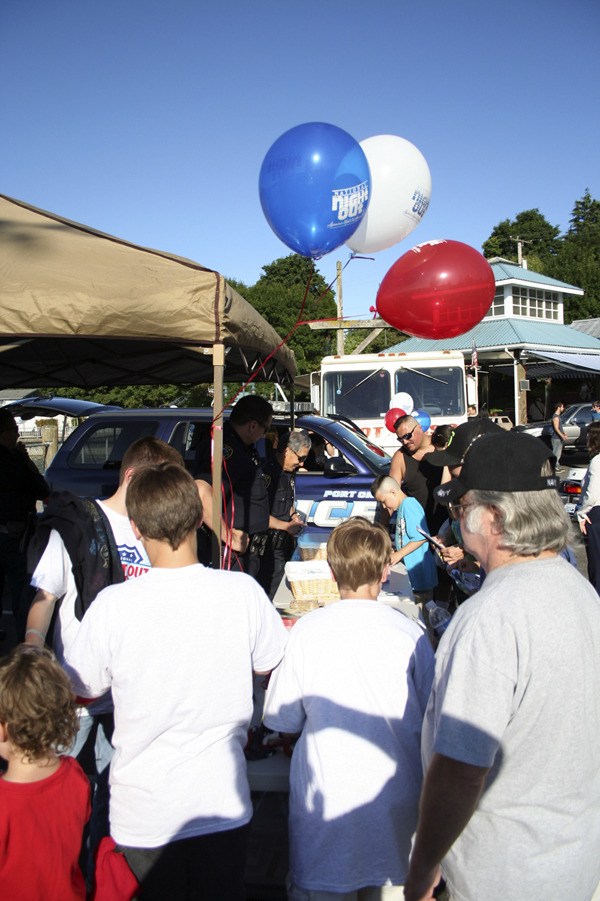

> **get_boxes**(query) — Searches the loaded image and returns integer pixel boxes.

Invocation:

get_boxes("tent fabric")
[0,195,296,387]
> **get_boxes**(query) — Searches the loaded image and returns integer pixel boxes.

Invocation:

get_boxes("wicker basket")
[299,543,328,561]
[289,578,340,604]
[285,560,340,608]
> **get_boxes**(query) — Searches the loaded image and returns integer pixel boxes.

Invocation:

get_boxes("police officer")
[0,408,49,640]
[260,430,311,599]
[195,395,273,577]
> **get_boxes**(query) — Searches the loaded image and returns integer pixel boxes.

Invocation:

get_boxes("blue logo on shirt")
[120,545,145,566]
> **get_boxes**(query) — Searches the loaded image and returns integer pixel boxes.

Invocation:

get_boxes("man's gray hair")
[281,429,311,454]
[465,487,570,556]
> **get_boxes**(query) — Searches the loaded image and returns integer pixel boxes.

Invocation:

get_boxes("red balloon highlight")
[385,407,406,432]
[376,240,495,339]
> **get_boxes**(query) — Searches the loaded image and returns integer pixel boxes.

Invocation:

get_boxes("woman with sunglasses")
[260,430,312,599]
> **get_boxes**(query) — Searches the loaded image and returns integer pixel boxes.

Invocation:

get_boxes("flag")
[471,342,478,370]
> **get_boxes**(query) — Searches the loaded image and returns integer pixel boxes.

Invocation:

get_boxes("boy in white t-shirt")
[264,517,435,901]
[24,436,184,876]
[65,462,287,900]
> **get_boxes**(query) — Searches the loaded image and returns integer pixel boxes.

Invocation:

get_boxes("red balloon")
[385,407,406,432]
[376,239,495,339]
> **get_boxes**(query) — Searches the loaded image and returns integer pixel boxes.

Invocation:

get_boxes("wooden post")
[211,343,225,569]
[336,261,344,355]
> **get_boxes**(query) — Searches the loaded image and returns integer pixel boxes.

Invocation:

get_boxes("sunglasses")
[397,427,417,443]
[293,451,308,463]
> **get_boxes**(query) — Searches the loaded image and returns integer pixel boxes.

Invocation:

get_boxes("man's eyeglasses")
[448,501,473,521]
[294,452,308,463]
[253,420,269,435]
[397,427,417,443]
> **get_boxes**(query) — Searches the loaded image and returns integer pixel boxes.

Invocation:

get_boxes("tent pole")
[211,343,225,569]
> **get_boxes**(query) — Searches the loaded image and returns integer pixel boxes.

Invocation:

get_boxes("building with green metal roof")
[384,259,600,424]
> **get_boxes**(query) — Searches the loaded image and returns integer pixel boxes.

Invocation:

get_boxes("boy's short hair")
[0,646,78,762]
[370,474,401,499]
[119,436,184,484]
[126,463,202,550]
[327,517,392,591]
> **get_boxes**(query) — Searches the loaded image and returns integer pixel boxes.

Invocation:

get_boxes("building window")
[484,287,506,318]
[512,286,559,320]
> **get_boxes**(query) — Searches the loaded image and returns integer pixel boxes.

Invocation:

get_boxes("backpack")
[22,492,125,638]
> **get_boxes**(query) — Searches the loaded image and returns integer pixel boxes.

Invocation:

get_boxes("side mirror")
[324,456,357,477]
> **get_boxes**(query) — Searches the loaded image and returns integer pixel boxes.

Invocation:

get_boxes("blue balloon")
[414,408,432,431]
[259,122,371,259]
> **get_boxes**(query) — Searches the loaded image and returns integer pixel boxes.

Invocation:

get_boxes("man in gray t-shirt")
[405,431,600,901]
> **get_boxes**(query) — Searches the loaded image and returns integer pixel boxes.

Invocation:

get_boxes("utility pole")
[509,235,534,267]
[336,260,344,355]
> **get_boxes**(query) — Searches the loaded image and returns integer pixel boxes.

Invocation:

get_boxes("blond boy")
[264,517,434,900]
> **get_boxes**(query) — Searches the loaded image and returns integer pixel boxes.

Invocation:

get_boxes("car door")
[293,417,390,538]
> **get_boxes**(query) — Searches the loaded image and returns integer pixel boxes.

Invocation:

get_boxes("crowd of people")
[1,396,600,900]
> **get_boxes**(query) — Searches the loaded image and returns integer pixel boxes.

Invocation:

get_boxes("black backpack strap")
[72,499,125,621]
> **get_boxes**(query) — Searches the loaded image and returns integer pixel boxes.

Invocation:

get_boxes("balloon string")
[208,255,358,566]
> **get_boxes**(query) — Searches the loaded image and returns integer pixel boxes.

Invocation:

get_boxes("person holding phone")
[372,475,438,603]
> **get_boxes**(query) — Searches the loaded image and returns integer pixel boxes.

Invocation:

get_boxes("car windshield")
[307,419,391,472]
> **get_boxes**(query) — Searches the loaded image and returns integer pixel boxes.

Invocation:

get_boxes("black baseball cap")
[434,431,559,506]
[428,418,503,468]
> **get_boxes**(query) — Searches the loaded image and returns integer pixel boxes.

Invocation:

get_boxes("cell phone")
[416,527,446,553]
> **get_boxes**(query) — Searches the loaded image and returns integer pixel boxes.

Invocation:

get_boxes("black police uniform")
[195,422,270,574]
[259,455,297,599]
[0,443,49,637]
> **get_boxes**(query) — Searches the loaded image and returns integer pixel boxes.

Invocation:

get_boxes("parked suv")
[514,403,593,452]
[29,405,390,538]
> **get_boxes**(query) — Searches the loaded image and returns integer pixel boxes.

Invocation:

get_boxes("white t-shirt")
[422,556,600,901]
[30,502,150,714]
[65,564,287,848]
[263,599,435,893]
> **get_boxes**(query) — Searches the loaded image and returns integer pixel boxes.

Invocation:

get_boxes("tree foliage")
[36,384,195,408]
[230,254,337,374]
[483,191,600,322]
[548,190,600,322]
[344,327,406,354]
[482,208,561,269]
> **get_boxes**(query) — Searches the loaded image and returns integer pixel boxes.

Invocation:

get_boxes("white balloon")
[346,135,431,254]
[391,392,414,414]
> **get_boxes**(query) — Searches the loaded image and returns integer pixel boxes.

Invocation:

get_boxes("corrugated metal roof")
[387,319,600,353]
[570,319,600,338]
[490,261,582,292]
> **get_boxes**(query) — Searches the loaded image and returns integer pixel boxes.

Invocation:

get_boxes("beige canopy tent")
[0,194,295,387]
[0,193,297,565]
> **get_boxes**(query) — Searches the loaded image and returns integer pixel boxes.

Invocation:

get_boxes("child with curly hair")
[0,645,91,900]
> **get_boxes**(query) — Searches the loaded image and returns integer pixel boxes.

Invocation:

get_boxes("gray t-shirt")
[422,555,600,901]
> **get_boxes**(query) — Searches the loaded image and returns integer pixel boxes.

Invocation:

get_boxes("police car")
[10,401,391,537]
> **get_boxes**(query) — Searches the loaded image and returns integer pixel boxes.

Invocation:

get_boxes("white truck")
[317,350,469,454]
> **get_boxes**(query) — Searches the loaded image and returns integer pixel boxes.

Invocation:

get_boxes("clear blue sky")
[2,0,599,319]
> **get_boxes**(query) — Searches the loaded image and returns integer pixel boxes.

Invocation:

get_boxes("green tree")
[344,327,406,354]
[549,190,600,321]
[482,209,561,269]
[37,384,192,407]
[230,254,337,374]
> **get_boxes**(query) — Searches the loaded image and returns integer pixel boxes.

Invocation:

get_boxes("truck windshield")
[322,365,465,419]
[394,366,465,418]
[322,369,392,419]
